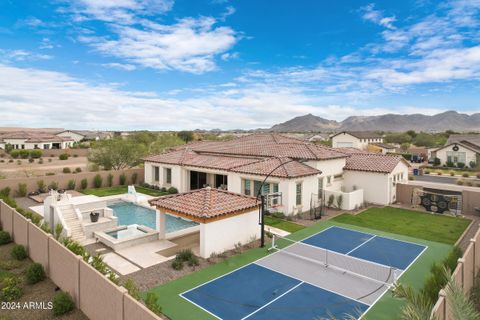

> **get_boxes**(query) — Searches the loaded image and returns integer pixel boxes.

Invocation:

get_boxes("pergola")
[149,187,260,258]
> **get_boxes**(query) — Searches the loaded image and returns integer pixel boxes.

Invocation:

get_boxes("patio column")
[157,209,166,239]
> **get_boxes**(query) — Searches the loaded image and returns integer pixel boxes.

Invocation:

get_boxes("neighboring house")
[0,131,74,150]
[56,130,111,142]
[331,131,383,150]
[433,141,480,168]
[143,134,409,215]
[368,143,397,154]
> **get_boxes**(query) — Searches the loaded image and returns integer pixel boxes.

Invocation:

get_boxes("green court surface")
[146,207,469,320]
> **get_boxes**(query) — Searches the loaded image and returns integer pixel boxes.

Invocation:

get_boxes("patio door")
[190,171,207,190]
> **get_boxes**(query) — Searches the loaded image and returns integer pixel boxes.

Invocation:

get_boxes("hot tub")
[94,224,159,251]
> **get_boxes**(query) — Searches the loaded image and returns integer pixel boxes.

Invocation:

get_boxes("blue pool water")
[108,201,198,233]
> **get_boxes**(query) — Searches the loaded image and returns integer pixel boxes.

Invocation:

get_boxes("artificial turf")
[146,207,471,320]
[81,185,168,197]
[264,216,305,233]
[333,206,471,245]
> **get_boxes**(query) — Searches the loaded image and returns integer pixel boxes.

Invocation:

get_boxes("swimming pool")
[108,201,198,233]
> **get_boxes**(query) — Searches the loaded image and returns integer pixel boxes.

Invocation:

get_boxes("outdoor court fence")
[431,225,480,320]
[0,200,161,320]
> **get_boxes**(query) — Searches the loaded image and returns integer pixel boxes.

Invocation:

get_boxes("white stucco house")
[149,188,260,258]
[0,131,74,150]
[55,130,111,142]
[433,141,479,168]
[143,134,409,215]
[331,131,384,150]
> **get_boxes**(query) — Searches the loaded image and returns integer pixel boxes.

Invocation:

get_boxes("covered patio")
[149,187,261,258]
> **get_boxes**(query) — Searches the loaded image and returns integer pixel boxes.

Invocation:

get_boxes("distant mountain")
[268,111,480,132]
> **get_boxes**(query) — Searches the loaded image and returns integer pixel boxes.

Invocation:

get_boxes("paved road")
[414,175,457,184]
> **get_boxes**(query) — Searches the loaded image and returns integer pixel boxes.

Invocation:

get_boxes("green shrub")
[80,178,88,190]
[119,173,126,185]
[457,162,465,169]
[271,212,285,219]
[11,245,27,260]
[0,260,21,270]
[93,174,102,188]
[26,263,46,285]
[0,187,11,197]
[0,231,12,245]
[457,180,464,185]
[462,172,470,177]
[187,255,199,267]
[167,186,178,194]
[48,181,58,190]
[433,157,441,166]
[123,278,140,300]
[336,194,343,208]
[443,246,463,272]
[29,149,42,159]
[1,276,23,301]
[131,172,138,184]
[38,158,43,164]
[59,153,69,160]
[28,158,34,163]
[171,258,184,270]
[471,273,480,311]
[67,180,76,190]
[75,167,82,173]
[450,171,455,176]
[54,223,63,240]
[19,150,29,159]
[16,183,27,197]
[37,180,46,193]
[52,291,75,316]
[9,150,20,158]
[46,172,55,176]
[63,167,71,174]
[477,173,480,179]
[107,173,113,187]
[145,292,162,315]
[16,159,21,165]
[327,194,335,207]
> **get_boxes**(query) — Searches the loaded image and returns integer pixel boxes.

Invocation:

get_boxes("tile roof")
[0,131,73,143]
[232,157,321,178]
[149,188,259,221]
[144,148,321,178]
[344,153,409,173]
[435,141,480,154]
[332,131,383,139]
[446,134,480,147]
[189,134,347,160]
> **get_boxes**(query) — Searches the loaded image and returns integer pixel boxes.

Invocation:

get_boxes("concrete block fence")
[431,227,480,319]
[0,200,161,320]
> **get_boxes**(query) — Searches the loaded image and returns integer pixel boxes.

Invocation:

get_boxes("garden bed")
[0,242,88,320]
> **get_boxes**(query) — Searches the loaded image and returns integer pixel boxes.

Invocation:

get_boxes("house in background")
[143,134,409,215]
[331,131,384,150]
[0,131,74,150]
[368,143,397,154]
[433,138,480,168]
[56,130,112,142]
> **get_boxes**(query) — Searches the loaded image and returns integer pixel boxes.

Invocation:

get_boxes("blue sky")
[0,0,479,130]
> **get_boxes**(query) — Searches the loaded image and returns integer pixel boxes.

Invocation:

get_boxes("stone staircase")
[59,204,86,243]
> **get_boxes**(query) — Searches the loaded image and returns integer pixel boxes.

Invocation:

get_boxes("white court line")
[346,235,376,255]
[359,244,429,319]
[180,293,222,320]
[241,282,304,320]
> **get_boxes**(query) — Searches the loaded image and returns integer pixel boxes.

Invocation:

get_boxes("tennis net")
[270,234,397,286]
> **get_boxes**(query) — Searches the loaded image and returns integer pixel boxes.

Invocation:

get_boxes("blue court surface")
[181,226,427,320]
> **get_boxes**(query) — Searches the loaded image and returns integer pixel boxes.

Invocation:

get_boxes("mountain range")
[268,111,480,132]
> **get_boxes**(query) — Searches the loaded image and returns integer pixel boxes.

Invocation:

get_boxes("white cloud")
[101,62,137,71]
[80,17,238,73]
[361,3,396,29]
[69,0,174,24]
[0,64,450,130]
[0,49,53,62]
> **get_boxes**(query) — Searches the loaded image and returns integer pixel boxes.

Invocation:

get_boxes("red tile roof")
[344,153,409,173]
[149,188,259,221]
[232,157,320,178]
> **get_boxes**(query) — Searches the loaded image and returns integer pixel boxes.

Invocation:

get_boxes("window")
[446,151,466,164]
[333,174,343,180]
[326,176,332,185]
[296,182,302,205]
[43,144,49,149]
[164,168,172,184]
[242,179,251,196]
[154,167,159,182]
[34,144,38,149]
[318,178,323,199]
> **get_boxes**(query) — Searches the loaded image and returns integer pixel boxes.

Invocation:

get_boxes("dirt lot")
[0,156,89,179]
[0,242,88,320]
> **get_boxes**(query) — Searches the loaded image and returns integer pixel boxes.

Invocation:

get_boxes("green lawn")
[81,185,168,197]
[264,216,305,233]
[333,206,471,245]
